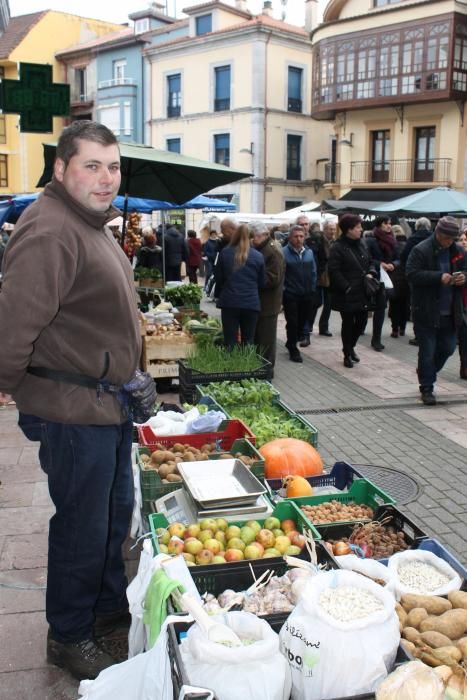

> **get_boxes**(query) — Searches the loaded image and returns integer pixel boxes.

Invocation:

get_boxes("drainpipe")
[263,30,272,213]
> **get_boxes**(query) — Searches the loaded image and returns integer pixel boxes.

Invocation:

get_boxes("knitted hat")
[435,216,460,238]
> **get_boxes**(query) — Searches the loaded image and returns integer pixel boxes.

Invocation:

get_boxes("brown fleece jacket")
[0,179,141,424]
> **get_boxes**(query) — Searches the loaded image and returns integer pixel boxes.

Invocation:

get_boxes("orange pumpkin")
[259,438,324,479]
[283,475,314,498]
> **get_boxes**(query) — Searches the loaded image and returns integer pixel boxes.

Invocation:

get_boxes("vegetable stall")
[82,292,467,700]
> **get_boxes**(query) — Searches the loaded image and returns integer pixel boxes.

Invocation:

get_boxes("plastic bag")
[336,554,396,594]
[130,443,144,539]
[279,570,400,700]
[186,410,226,434]
[387,550,462,598]
[180,611,291,700]
[380,267,394,290]
[376,660,444,700]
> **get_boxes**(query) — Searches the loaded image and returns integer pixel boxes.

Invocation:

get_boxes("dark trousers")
[283,296,314,348]
[389,296,409,332]
[459,320,467,369]
[165,264,181,282]
[306,287,330,335]
[371,289,387,341]
[340,310,368,356]
[221,307,259,348]
[187,265,198,284]
[415,316,457,392]
[254,314,279,367]
[18,413,134,644]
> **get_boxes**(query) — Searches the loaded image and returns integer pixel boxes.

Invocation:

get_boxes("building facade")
[0,11,122,194]
[312,0,467,200]
[145,0,333,213]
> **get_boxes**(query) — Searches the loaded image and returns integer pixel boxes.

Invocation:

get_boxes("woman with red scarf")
[365,216,400,351]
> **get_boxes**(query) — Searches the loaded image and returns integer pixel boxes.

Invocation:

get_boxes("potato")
[419,650,443,667]
[456,636,467,658]
[172,443,185,453]
[184,451,195,462]
[400,639,417,656]
[432,646,462,663]
[420,609,467,640]
[448,591,467,611]
[406,607,429,630]
[401,594,452,615]
[420,631,453,648]
[402,626,420,643]
[139,453,150,463]
[158,463,177,479]
[166,473,182,482]
[395,603,408,630]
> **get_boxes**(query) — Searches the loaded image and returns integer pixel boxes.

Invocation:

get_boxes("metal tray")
[177,458,266,508]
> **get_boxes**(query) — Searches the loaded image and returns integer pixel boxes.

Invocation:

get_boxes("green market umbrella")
[370,187,467,217]
[37,141,251,203]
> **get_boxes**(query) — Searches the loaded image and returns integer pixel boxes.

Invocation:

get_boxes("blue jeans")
[414,316,457,392]
[18,413,134,643]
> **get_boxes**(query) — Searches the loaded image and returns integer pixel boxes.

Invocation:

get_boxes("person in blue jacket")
[215,224,265,348]
[282,225,317,363]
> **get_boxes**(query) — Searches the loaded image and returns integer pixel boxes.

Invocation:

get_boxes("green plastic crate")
[196,380,280,405]
[149,500,321,556]
[291,478,396,527]
[207,438,265,479]
[137,447,181,503]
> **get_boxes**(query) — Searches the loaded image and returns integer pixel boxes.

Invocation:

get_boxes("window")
[214,133,230,166]
[113,60,126,82]
[286,135,302,180]
[135,18,149,33]
[75,68,87,101]
[288,67,303,112]
[167,74,181,118]
[214,66,230,111]
[284,200,303,210]
[0,154,8,187]
[414,126,435,182]
[166,138,181,153]
[99,105,120,134]
[196,13,212,35]
[336,44,354,100]
[0,115,5,144]
[356,39,376,99]
[371,130,390,182]
[123,104,131,136]
[374,0,403,5]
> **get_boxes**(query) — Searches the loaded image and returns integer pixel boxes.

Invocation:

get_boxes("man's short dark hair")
[56,121,118,167]
[290,225,305,235]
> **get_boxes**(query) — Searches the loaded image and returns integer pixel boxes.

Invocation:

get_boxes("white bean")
[397,561,450,593]
[319,585,383,621]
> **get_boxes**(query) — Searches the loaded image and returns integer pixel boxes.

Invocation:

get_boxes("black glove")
[123,370,157,424]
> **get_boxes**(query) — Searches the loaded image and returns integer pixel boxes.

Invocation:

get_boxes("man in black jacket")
[406,216,467,405]
[401,217,432,346]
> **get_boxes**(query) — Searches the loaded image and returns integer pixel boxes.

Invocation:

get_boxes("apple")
[264,517,281,531]
[182,552,195,563]
[225,525,241,541]
[184,537,203,556]
[186,560,196,567]
[250,541,264,556]
[195,549,213,565]
[199,529,214,543]
[156,528,170,546]
[274,535,292,554]
[224,548,244,562]
[184,523,200,539]
[245,520,261,535]
[199,518,218,532]
[168,522,186,539]
[244,544,263,560]
[168,537,184,555]
[289,532,306,549]
[203,538,222,555]
[281,519,297,534]
[227,537,245,551]
[240,526,256,545]
[256,529,275,549]
[285,545,302,556]
[212,555,227,564]
[215,518,228,532]
[159,544,168,553]
[263,548,281,558]
[215,530,226,545]
[273,529,284,538]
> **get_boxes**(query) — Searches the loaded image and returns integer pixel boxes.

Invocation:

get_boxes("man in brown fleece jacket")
[0,122,142,680]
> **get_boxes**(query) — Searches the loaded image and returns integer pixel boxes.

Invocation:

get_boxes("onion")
[333,541,352,556]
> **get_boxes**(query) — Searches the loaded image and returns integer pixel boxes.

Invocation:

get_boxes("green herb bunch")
[165,283,203,306]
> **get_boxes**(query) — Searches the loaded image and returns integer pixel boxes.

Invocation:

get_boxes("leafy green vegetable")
[185,344,263,374]
[201,379,278,407]
[134,267,161,280]
[165,284,202,307]
[227,404,311,446]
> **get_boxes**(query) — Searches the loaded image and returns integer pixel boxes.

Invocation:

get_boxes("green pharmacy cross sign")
[0,62,70,133]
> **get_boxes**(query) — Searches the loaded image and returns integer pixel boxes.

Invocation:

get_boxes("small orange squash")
[259,438,324,479]
[283,475,313,498]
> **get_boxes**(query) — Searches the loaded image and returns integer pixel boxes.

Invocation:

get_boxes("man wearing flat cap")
[406,216,467,405]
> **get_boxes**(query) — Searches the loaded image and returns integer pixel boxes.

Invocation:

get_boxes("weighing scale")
[154,488,274,524]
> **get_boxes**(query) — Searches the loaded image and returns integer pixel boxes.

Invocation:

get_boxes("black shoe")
[94,609,131,638]
[350,350,360,362]
[371,340,385,351]
[319,330,332,337]
[421,390,436,406]
[289,348,303,363]
[47,634,116,681]
[409,337,419,346]
[299,335,310,347]
[399,328,406,337]
[343,356,354,368]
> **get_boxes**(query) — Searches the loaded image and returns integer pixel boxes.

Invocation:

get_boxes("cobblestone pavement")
[0,306,466,698]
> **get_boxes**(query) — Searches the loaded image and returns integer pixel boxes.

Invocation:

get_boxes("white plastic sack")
[380,267,394,290]
[279,570,400,700]
[180,611,291,700]
[130,443,144,539]
[336,554,396,594]
[387,550,462,598]
[375,659,444,700]
[186,410,226,434]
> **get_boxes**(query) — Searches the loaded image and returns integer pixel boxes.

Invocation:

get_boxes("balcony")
[287,97,302,113]
[98,77,136,88]
[350,159,451,185]
[324,161,341,185]
[167,105,181,118]
[214,98,230,112]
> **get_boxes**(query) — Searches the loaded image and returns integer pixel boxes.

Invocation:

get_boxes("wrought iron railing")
[350,158,451,184]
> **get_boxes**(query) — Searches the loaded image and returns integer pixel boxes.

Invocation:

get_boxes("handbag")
[347,246,380,300]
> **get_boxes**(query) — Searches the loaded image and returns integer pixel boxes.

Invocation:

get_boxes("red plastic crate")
[137,418,256,450]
